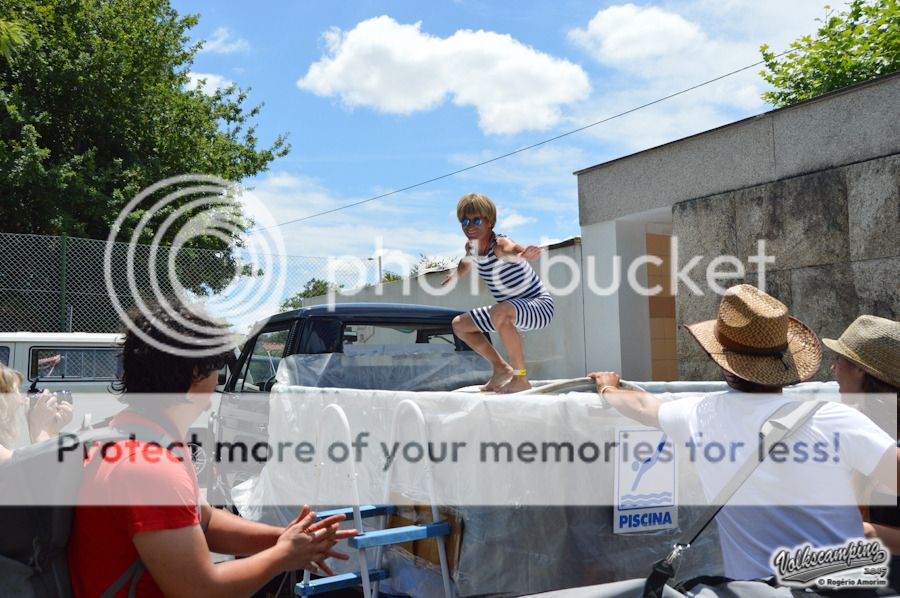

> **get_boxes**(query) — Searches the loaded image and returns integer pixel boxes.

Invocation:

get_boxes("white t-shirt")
[658,390,894,580]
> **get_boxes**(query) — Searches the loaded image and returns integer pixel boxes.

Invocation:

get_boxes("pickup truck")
[207,302,491,505]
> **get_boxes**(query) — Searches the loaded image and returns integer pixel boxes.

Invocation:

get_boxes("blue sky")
[172,0,844,271]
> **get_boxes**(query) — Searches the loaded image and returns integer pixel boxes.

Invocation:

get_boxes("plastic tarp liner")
[276,344,493,392]
[233,380,842,597]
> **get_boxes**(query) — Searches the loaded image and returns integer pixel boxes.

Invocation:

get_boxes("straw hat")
[823,315,900,388]
[684,284,822,387]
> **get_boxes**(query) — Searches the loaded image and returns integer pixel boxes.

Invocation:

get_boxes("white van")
[0,332,223,476]
[0,332,123,432]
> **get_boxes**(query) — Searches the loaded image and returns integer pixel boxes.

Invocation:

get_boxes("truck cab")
[209,303,490,504]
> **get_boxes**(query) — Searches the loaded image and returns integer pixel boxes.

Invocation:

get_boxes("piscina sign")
[614,428,677,534]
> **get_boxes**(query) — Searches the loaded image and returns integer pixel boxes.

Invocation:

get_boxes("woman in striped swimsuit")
[442,193,554,393]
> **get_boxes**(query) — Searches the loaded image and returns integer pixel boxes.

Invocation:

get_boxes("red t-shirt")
[68,412,200,598]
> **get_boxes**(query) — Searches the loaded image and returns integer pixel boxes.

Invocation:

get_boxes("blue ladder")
[295,505,452,596]
[297,401,453,598]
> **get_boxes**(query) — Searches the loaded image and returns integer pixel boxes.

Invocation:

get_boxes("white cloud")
[187,72,233,95]
[201,27,250,54]
[569,4,705,67]
[239,172,464,261]
[298,16,590,135]
[569,4,758,87]
[565,1,846,153]
[497,208,536,230]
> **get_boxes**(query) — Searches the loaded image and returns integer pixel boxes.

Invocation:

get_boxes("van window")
[238,327,290,392]
[29,347,122,381]
[342,324,456,348]
[304,319,343,354]
[0,346,9,366]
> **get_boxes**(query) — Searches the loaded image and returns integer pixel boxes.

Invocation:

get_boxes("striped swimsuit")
[469,234,555,334]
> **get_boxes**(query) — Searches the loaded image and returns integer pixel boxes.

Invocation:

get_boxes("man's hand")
[588,371,620,391]
[587,371,662,429]
[275,507,357,575]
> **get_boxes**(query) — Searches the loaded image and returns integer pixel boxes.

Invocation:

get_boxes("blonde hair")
[456,193,496,226]
[0,365,23,449]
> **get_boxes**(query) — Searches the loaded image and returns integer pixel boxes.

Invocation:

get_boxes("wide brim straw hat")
[823,315,900,388]
[684,284,822,387]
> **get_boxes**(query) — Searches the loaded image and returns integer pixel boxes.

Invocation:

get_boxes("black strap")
[99,559,145,598]
[642,400,824,598]
[645,557,678,598]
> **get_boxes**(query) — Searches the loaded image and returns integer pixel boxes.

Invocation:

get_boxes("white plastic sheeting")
[233,376,842,597]
[276,344,492,392]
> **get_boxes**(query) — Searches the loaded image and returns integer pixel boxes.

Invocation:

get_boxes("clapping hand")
[28,390,74,437]
[277,505,358,575]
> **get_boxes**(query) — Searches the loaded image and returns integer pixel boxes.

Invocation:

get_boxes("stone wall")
[673,153,900,381]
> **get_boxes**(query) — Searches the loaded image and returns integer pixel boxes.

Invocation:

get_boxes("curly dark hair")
[114,302,234,405]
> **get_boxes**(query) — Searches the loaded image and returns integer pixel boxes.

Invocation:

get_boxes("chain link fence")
[0,233,377,333]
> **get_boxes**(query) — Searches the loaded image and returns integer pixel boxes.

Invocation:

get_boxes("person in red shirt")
[68,303,357,598]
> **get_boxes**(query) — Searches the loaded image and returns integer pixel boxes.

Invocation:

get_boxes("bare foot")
[481,366,514,392]
[497,376,531,394]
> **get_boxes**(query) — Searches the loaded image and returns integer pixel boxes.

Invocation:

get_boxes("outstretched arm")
[203,504,357,564]
[588,371,663,429]
[442,244,474,286]
[134,507,356,598]
[494,237,541,261]
[202,502,283,556]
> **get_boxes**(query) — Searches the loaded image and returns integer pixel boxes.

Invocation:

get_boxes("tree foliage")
[760,0,900,107]
[0,19,27,61]
[0,0,289,264]
[280,278,340,311]
[381,270,402,282]
[409,254,452,277]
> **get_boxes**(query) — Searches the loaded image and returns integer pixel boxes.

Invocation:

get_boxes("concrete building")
[317,72,898,383]
[576,72,900,381]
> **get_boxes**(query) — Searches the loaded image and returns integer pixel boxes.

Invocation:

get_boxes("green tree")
[0,19,27,61]
[0,0,289,291]
[382,270,402,282]
[409,254,452,277]
[760,0,900,107]
[280,278,340,311]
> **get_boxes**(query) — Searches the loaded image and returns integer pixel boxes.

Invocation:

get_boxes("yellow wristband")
[511,369,527,377]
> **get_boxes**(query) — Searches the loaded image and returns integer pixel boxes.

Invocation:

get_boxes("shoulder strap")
[98,559,145,598]
[643,400,825,598]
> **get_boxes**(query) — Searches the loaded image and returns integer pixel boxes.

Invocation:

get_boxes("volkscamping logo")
[771,539,889,589]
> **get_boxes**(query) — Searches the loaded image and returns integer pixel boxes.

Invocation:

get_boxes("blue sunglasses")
[460,216,484,227]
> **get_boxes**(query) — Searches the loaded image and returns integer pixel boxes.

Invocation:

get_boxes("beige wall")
[646,233,677,381]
